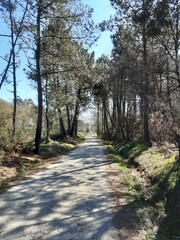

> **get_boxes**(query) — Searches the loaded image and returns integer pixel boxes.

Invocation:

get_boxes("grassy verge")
[0,133,85,191]
[105,140,180,239]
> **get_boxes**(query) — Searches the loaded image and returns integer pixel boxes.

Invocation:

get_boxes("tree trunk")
[66,104,71,135]
[112,76,118,136]
[97,102,100,136]
[45,76,50,143]
[65,84,71,135]
[143,94,151,147]
[34,0,43,154]
[9,0,17,139]
[58,108,66,140]
[75,116,78,137]
[70,89,81,137]
[166,59,172,110]
[142,0,151,147]
[174,0,180,88]
[117,74,125,141]
[102,97,109,139]
[70,102,79,137]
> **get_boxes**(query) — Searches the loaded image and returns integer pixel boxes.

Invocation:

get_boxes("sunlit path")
[0,136,119,240]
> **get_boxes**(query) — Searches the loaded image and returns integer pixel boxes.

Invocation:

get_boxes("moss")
[106,145,117,155]
[166,154,176,164]
[104,140,113,146]
[0,179,9,186]
[123,174,142,191]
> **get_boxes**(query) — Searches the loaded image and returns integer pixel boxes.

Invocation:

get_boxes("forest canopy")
[0,0,179,160]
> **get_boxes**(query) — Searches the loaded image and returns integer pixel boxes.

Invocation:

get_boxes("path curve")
[0,136,119,240]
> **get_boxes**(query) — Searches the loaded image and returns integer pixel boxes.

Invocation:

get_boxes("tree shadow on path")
[0,136,141,240]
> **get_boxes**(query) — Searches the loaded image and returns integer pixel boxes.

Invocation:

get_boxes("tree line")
[94,0,180,161]
[0,0,96,154]
[0,0,179,160]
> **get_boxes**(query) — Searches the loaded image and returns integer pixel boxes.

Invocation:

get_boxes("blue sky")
[0,0,115,102]
[82,0,115,58]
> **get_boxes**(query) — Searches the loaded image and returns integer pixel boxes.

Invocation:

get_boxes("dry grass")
[0,137,84,190]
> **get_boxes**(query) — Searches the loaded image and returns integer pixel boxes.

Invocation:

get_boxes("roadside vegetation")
[105,140,179,239]
[0,0,180,237]
[94,1,180,238]
[0,131,85,191]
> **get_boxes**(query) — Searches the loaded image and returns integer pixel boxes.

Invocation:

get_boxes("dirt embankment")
[0,140,79,190]
[105,142,180,239]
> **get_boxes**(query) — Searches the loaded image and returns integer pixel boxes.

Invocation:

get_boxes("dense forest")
[0,0,97,153]
[0,0,180,238]
[97,0,180,154]
[0,0,179,157]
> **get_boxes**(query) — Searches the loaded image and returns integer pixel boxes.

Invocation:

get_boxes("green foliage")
[123,173,142,191]
[105,139,180,238]
[45,132,85,146]
[106,144,117,155]
[16,99,36,141]
[118,141,145,158]
[0,100,13,150]
[0,99,37,151]
[76,132,86,142]
[50,133,61,141]
[0,179,9,186]
[105,139,145,160]
[106,143,126,168]
[40,142,73,159]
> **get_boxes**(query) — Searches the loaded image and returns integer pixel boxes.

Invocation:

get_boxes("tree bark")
[65,84,71,135]
[34,0,43,154]
[9,0,17,139]
[117,74,125,141]
[58,108,66,140]
[45,75,50,143]
[142,0,151,147]
[70,88,81,137]
[70,102,79,137]
[97,102,100,136]
[102,97,109,139]
[66,104,71,135]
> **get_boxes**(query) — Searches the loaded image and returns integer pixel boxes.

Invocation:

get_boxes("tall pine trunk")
[34,0,43,154]
[70,101,79,137]
[45,76,50,143]
[70,88,81,137]
[58,108,66,140]
[65,84,71,135]
[142,0,151,147]
[102,97,109,139]
[97,102,100,136]
[66,104,71,135]
[9,0,17,139]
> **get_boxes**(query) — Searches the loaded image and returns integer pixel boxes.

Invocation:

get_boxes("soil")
[105,156,149,239]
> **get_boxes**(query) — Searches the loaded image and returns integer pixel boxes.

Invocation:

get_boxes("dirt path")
[0,136,120,240]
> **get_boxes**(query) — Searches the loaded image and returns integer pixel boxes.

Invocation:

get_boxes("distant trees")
[25,0,95,154]
[0,100,12,150]
[0,99,36,151]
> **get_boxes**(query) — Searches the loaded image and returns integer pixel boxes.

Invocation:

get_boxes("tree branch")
[0,1,29,89]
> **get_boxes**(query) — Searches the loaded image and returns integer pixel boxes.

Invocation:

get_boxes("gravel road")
[0,136,120,240]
